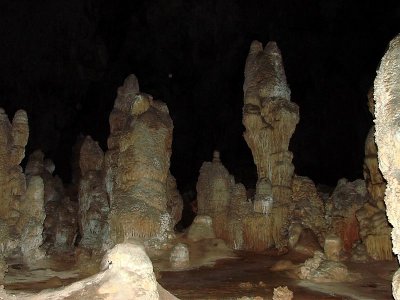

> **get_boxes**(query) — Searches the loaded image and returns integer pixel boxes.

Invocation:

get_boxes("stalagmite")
[26,150,78,251]
[325,179,367,252]
[374,34,400,299]
[78,136,110,250]
[291,176,326,244]
[242,41,299,248]
[105,74,175,244]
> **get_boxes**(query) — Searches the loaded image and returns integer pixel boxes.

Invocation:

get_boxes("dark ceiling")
[0,0,399,191]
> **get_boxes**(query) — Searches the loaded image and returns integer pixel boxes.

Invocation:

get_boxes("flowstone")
[242,41,299,249]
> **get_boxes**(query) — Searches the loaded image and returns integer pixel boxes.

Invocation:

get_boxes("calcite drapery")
[78,136,110,250]
[106,74,174,244]
[374,34,400,299]
[242,41,299,248]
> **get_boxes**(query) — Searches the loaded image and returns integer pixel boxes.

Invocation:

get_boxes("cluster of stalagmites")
[0,37,399,299]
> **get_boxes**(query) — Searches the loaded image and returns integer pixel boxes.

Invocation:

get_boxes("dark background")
[0,0,399,193]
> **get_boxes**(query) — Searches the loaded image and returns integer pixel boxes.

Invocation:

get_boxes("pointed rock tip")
[249,40,263,53]
[123,74,140,93]
[264,41,282,56]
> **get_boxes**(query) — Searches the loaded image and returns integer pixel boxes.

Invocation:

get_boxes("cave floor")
[158,251,396,300]
[2,250,396,300]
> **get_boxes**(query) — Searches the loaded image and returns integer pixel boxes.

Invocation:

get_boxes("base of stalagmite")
[3,242,178,300]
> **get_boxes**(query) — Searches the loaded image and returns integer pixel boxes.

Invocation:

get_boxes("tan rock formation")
[374,34,400,299]
[166,172,183,227]
[299,251,356,283]
[325,179,368,252]
[0,109,29,240]
[324,234,342,262]
[26,150,78,251]
[356,203,393,260]
[291,176,326,244]
[18,175,46,262]
[105,74,175,244]
[0,109,47,262]
[273,286,293,300]
[364,88,386,205]
[170,243,189,269]
[78,136,110,250]
[186,215,216,242]
[196,150,291,251]
[7,242,178,300]
[242,41,299,248]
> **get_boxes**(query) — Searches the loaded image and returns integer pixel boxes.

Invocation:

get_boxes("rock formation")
[356,202,393,260]
[242,41,299,248]
[25,150,78,252]
[78,136,110,250]
[196,150,293,251]
[5,242,178,300]
[105,74,175,244]
[291,176,326,245]
[325,179,368,252]
[374,34,400,299]
[273,286,293,300]
[363,88,386,206]
[0,109,29,256]
[166,172,183,227]
[170,243,189,269]
[299,251,356,283]
[0,109,48,263]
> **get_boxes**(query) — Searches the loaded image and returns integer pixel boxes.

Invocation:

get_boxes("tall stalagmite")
[106,74,174,244]
[374,34,400,299]
[242,41,299,248]
[78,136,110,250]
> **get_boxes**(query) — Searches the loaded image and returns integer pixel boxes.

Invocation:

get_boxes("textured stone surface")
[105,75,175,244]
[0,110,48,262]
[291,176,326,244]
[364,88,386,205]
[374,34,400,299]
[324,234,342,262]
[242,41,299,248]
[170,243,189,269]
[186,215,216,242]
[7,242,177,299]
[325,179,368,252]
[356,203,392,260]
[166,172,183,227]
[26,150,78,252]
[78,136,110,250]
[299,251,354,283]
[0,109,29,256]
[273,286,293,300]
